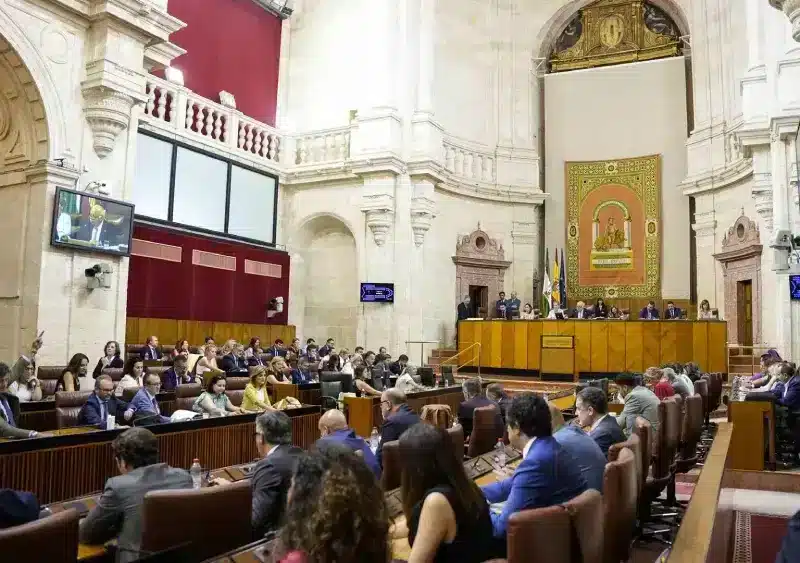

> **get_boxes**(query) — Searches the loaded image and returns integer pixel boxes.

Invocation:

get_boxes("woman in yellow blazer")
[242,366,274,412]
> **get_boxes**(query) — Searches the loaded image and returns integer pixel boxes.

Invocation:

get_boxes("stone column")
[691,207,718,312]
[360,173,398,351]
[510,207,541,306]
[409,176,437,351]
[409,0,444,164]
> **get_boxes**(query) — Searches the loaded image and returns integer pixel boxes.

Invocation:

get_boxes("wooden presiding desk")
[458,319,728,380]
[0,405,321,506]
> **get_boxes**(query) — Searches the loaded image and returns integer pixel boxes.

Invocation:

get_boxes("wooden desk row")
[1,405,321,505]
[458,319,728,377]
[17,384,322,433]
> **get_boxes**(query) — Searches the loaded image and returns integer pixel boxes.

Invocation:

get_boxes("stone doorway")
[452,226,511,319]
[713,215,762,345]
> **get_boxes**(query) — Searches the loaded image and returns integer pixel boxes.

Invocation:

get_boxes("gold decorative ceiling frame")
[549,0,681,72]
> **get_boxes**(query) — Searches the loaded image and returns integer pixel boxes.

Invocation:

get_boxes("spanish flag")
[552,248,561,307]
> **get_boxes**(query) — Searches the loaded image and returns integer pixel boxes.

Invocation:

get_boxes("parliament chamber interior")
[2,0,800,562]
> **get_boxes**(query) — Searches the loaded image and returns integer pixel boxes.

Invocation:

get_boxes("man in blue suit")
[376,388,420,468]
[638,301,660,320]
[124,373,170,424]
[316,409,380,477]
[78,375,128,428]
[549,402,606,492]
[481,392,587,539]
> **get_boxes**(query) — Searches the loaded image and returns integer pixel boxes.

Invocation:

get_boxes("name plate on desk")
[541,336,574,349]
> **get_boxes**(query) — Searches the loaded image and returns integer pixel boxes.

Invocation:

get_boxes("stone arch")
[534,0,691,62]
[0,8,65,160]
[0,25,65,362]
[289,213,360,349]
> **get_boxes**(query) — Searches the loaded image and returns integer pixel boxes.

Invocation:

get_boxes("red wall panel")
[127,224,289,324]
[168,0,281,126]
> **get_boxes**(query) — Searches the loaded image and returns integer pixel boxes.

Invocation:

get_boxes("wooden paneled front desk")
[458,319,728,380]
[0,406,321,505]
[344,386,465,438]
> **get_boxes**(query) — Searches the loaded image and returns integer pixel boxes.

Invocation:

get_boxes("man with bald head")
[548,401,606,492]
[316,409,380,476]
[376,388,420,468]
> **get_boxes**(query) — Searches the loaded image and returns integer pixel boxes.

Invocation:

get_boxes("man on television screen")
[76,203,118,247]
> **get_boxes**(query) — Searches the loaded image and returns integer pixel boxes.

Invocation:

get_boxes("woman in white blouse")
[698,299,714,319]
[9,358,42,402]
[520,303,536,320]
[196,344,221,379]
[116,357,145,397]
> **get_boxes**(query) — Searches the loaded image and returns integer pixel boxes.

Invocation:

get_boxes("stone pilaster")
[691,208,719,313]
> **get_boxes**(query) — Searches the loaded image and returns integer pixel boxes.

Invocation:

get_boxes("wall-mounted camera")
[85,263,113,290]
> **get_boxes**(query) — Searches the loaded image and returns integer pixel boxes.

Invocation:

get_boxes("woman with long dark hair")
[57,353,89,392]
[393,423,497,562]
[272,447,389,563]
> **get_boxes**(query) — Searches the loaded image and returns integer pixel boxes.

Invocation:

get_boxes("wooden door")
[737,280,753,346]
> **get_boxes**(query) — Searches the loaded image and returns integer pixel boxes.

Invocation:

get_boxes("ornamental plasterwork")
[83,87,137,158]
[549,0,682,72]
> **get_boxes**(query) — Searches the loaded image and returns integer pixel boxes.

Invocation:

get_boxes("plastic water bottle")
[190,458,202,489]
[369,427,380,452]
[493,439,506,468]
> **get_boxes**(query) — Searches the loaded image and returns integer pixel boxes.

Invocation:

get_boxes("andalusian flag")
[559,249,567,309]
[541,248,552,315]
[552,248,561,307]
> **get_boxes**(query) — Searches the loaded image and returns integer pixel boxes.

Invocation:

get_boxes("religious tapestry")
[565,155,661,299]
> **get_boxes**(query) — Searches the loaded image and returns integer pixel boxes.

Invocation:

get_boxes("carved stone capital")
[770,0,800,42]
[751,185,774,231]
[83,87,136,158]
[691,220,717,239]
[361,193,394,246]
[410,196,436,247]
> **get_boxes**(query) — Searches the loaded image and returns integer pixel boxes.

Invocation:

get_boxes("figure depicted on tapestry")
[565,155,661,300]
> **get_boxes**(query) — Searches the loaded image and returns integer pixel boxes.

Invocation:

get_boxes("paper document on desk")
[170,409,198,422]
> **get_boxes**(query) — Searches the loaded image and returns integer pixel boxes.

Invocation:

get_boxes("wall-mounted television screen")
[50,187,135,257]
[791,275,800,300]
[360,282,394,303]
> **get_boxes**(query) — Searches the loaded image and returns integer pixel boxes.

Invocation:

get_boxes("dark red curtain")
[167,0,282,126]
[127,224,290,324]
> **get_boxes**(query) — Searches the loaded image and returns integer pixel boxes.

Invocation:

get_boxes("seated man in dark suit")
[376,388,420,468]
[664,300,682,319]
[459,377,502,439]
[160,355,196,391]
[571,301,592,320]
[0,489,39,529]
[80,428,192,563]
[575,386,627,455]
[316,409,380,477]
[75,204,119,247]
[486,383,512,423]
[78,375,128,428]
[139,335,162,361]
[212,410,302,536]
[0,364,42,439]
[481,393,587,540]
[638,301,660,320]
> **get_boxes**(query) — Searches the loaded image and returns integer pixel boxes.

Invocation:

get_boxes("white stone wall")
[0,0,184,368]
[544,57,691,299]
